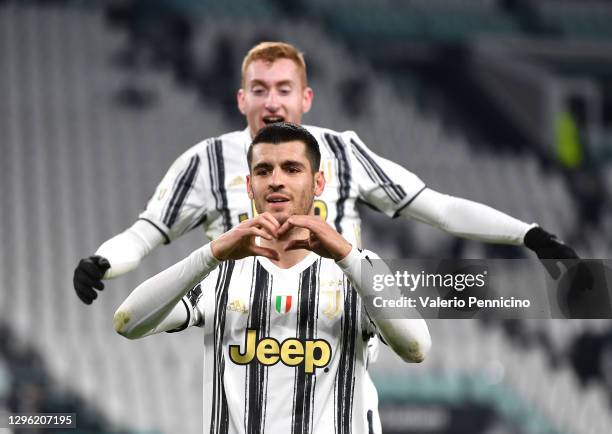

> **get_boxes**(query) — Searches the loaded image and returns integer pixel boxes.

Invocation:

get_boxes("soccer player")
[75,40,579,433]
[74,41,579,304]
[113,123,432,434]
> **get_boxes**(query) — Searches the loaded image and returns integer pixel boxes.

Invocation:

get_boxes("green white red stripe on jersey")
[275,295,292,314]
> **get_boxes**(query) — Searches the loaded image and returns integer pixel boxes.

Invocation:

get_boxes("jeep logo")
[229,329,331,374]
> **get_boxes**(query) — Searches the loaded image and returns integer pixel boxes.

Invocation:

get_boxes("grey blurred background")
[2,0,612,433]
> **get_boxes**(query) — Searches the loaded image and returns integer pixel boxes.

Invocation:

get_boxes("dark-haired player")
[114,123,431,434]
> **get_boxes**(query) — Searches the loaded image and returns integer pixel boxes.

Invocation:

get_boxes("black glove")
[524,226,578,260]
[74,255,111,304]
[524,226,593,292]
[524,226,578,279]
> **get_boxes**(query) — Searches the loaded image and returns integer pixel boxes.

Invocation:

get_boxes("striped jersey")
[139,125,426,247]
[177,251,379,434]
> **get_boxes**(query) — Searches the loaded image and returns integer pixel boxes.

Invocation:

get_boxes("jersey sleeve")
[360,303,378,338]
[165,282,205,332]
[345,131,427,218]
[139,142,211,243]
[337,247,431,362]
[165,264,220,333]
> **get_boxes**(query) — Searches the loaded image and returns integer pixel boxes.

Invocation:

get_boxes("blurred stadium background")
[2,0,612,433]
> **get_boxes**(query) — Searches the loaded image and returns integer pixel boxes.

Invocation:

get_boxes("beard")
[253,193,315,226]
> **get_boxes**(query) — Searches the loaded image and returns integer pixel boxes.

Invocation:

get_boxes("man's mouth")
[266,194,290,204]
[262,116,285,125]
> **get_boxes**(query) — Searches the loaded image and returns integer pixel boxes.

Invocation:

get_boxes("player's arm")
[402,188,534,244]
[114,213,280,339]
[346,132,579,257]
[113,242,219,339]
[281,216,431,363]
[337,248,431,363]
[97,220,167,278]
[73,220,166,304]
[74,144,210,304]
[403,188,581,261]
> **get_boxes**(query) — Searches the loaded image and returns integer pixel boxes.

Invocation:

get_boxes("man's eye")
[279,87,291,95]
[255,169,269,176]
[252,88,266,96]
[288,166,300,173]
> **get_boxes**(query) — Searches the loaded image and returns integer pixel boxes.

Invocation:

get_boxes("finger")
[92,280,105,291]
[80,261,105,279]
[74,272,100,290]
[256,220,279,238]
[84,290,97,303]
[277,219,294,237]
[259,212,280,230]
[254,211,278,227]
[286,215,320,233]
[75,279,102,296]
[74,281,92,295]
[75,286,96,304]
[285,239,311,251]
[76,292,92,304]
[250,245,280,260]
[250,215,279,238]
[246,227,274,241]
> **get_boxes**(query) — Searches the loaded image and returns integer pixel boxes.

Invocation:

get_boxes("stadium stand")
[536,1,612,41]
[1,1,612,433]
[0,323,128,434]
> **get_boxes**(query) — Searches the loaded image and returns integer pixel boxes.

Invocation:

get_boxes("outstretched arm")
[400,188,534,245]
[74,220,165,304]
[348,132,581,280]
[97,220,166,278]
[345,131,560,249]
[74,143,211,304]
[403,188,582,270]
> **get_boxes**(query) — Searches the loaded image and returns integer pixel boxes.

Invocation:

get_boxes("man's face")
[247,140,324,226]
[238,59,314,138]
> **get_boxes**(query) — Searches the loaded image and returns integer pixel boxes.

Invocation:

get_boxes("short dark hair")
[248,122,321,173]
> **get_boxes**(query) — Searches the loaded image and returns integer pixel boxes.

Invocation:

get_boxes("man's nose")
[265,90,280,111]
[269,169,284,189]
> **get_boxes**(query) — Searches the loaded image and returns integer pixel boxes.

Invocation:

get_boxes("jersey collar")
[256,251,319,275]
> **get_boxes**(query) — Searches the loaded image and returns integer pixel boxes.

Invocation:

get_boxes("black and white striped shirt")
[180,252,378,434]
[139,126,426,247]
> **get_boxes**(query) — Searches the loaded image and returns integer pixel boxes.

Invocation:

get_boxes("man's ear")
[302,86,313,114]
[246,174,254,199]
[314,171,325,196]
[237,88,246,114]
